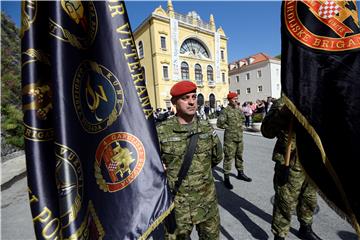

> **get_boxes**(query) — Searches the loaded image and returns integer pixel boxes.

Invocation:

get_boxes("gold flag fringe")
[296,148,353,226]
[139,202,175,240]
[283,94,360,237]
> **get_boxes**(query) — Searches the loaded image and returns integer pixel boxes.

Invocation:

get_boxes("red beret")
[170,81,197,97]
[227,91,238,100]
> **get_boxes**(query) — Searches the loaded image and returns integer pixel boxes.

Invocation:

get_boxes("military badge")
[55,143,84,228]
[95,132,145,192]
[23,82,52,121]
[49,1,98,49]
[22,81,54,141]
[73,60,124,133]
[284,0,360,51]
[22,47,54,141]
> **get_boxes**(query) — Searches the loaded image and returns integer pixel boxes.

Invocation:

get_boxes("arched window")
[195,64,202,82]
[209,93,216,108]
[181,62,189,80]
[180,38,210,58]
[138,41,144,58]
[207,65,213,82]
[197,93,204,107]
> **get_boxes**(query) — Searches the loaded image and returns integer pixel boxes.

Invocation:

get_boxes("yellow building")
[133,0,229,110]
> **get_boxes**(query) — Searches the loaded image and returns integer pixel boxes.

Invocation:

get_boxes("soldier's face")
[229,97,238,106]
[175,92,197,116]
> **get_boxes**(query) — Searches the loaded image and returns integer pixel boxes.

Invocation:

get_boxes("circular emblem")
[49,1,98,49]
[22,81,55,141]
[73,60,124,133]
[55,143,84,228]
[20,1,37,37]
[284,1,360,51]
[95,132,146,192]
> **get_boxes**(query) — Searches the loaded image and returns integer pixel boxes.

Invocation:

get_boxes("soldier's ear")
[171,97,177,105]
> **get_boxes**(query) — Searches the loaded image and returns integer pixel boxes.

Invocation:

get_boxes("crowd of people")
[153,108,175,123]
[153,96,276,128]
[241,98,274,127]
[156,80,322,240]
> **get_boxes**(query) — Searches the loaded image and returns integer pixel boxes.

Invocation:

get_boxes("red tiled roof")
[230,52,279,66]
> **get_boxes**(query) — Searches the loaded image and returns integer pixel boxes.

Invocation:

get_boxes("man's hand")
[278,105,293,130]
[278,165,290,186]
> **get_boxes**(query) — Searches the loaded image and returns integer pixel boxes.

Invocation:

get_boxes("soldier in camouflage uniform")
[157,81,223,240]
[217,92,252,189]
[261,98,322,240]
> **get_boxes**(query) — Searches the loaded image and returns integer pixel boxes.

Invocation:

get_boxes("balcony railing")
[208,81,216,87]
[196,80,204,87]
[174,12,212,31]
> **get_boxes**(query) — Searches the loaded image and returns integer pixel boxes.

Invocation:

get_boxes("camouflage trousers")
[165,214,220,240]
[223,140,244,174]
[271,162,317,238]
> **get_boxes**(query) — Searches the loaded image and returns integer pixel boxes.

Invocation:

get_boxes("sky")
[2,1,282,62]
[125,1,282,62]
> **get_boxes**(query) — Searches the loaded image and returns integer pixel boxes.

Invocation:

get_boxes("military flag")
[21,1,173,239]
[281,0,360,235]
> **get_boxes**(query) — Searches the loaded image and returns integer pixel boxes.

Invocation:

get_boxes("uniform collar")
[171,116,202,135]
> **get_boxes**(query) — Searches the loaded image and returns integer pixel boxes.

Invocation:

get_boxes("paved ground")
[1,130,358,240]
[193,130,357,239]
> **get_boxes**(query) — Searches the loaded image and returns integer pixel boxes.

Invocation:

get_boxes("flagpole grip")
[284,116,294,167]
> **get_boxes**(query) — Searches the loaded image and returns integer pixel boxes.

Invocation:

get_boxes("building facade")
[228,53,281,104]
[133,0,229,110]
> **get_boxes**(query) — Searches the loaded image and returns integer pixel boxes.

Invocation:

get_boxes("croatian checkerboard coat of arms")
[95,132,145,192]
[281,0,360,234]
[284,0,360,51]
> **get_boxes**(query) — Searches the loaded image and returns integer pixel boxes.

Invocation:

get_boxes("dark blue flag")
[21,1,173,239]
[281,0,360,236]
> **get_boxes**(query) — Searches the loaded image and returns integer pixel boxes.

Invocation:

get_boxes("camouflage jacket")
[217,105,245,142]
[156,116,223,222]
[261,98,301,170]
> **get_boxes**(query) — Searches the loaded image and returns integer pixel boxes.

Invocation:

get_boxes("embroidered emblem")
[95,132,145,192]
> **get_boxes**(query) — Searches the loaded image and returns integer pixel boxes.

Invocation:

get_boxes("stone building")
[133,0,229,110]
[228,53,281,104]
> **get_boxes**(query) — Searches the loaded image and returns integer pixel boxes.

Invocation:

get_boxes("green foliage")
[1,12,23,149]
[252,113,263,123]
[1,105,24,148]
[274,54,281,60]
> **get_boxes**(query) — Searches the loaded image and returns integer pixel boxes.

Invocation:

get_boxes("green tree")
[1,12,23,150]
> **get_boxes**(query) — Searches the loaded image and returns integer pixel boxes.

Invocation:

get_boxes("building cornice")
[133,13,228,40]
[180,55,214,64]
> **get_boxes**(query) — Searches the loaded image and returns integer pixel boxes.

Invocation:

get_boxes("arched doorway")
[209,93,216,108]
[197,93,204,107]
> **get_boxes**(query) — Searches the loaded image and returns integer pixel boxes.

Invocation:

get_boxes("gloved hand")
[280,105,292,118]
[278,165,290,186]
[278,106,293,130]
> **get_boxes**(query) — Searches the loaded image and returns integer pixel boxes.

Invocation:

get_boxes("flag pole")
[284,116,294,167]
